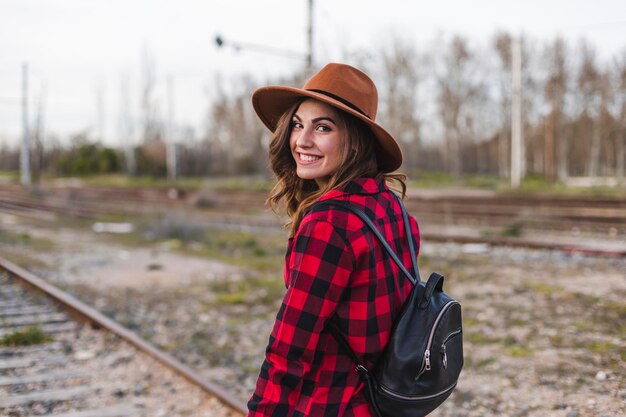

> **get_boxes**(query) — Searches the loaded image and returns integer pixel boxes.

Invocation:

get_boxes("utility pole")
[96,78,106,142]
[215,0,314,71]
[166,75,177,185]
[33,81,47,184]
[21,62,31,187]
[511,38,523,188]
[307,0,314,73]
[119,73,136,176]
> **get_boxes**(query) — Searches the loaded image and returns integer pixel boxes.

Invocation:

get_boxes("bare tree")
[204,74,273,176]
[616,51,626,183]
[377,37,423,173]
[31,82,47,184]
[519,37,542,176]
[140,45,162,143]
[493,32,513,178]
[436,35,483,176]
[576,41,603,177]
[118,72,136,175]
[543,37,569,182]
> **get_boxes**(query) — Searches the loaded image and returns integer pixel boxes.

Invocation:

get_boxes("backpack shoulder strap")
[313,196,420,285]
[395,193,421,283]
[313,195,421,377]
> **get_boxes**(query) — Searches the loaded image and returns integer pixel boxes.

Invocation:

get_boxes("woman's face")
[290,99,346,187]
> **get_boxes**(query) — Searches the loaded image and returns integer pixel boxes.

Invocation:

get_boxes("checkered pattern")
[247,177,420,417]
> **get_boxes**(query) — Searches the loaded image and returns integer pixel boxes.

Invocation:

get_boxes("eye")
[291,121,303,130]
[316,124,331,132]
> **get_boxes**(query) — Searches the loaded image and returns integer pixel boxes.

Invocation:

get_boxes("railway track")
[1,184,624,256]
[0,258,247,417]
[2,184,624,232]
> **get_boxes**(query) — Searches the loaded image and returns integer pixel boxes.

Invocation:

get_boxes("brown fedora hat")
[251,63,403,172]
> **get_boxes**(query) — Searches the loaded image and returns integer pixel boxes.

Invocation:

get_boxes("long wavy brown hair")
[267,98,407,237]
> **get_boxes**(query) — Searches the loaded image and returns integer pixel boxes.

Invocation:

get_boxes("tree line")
[1,31,624,184]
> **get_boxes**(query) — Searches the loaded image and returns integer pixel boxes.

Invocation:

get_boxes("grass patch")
[0,170,19,181]
[600,300,626,336]
[0,230,55,251]
[409,172,505,190]
[465,176,502,189]
[194,229,285,272]
[95,212,286,272]
[497,173,626,197]
[464,331,534,357]
[209,275,285,307]
[526,281,624,337]
[506,345,534,357]
[462,317,480,328]
[465,356,496,370]
[0,325,52,346]
[585,340,614,355]
[501,223,523,237]
[407,171,624,196]
[464,331,502,345]
[0,251,50,270]
[216,292,247,305]
[506,318,530,326]
[527,282,563,297]
[79,174,273,192]
[79,174,205,189]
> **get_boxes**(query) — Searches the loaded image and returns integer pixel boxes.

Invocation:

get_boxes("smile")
[299,153,322,162]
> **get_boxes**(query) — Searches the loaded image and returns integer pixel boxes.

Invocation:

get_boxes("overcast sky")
[1,0,625,147]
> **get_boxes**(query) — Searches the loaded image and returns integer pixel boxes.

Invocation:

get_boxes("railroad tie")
[0,257,248,417]
[0,354,69,370]
[41,403,138,417]
[0,385,96,408]
[0,305,57,316]
[0,299,23,309]
[0,341,63,357]
[0,369,90,386]
[1,312,69,327]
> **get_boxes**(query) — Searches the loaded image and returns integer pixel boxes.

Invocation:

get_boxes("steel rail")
[419,232,626,257]
[0,256,248,416]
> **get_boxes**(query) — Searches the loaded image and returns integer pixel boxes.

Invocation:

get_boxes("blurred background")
[0,1,624,417]
[1,0,625,185]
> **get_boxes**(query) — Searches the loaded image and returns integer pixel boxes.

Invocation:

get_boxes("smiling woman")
[290,100,346,187]
[244,63,423,417]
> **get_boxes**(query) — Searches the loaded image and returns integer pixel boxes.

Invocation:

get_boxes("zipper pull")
[441,344,448,369]
[424,349,431,371]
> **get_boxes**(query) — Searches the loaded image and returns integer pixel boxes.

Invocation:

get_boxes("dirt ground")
[0,211,624,417]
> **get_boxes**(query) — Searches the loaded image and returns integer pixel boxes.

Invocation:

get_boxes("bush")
[0,325,52,346]
[54,139,121,176]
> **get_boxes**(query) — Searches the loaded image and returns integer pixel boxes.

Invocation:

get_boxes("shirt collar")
[318,176,388,201]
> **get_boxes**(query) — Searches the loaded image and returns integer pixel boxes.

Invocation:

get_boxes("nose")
[294,127,313,148]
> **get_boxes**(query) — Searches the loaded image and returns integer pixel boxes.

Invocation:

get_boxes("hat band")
[306,89,369,119]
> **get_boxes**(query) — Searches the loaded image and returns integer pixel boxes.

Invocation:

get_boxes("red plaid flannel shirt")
[247,177,420,417]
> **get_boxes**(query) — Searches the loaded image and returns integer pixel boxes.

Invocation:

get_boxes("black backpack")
[314,196,463,417]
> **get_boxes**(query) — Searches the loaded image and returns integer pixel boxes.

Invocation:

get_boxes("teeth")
[300,154,321,162]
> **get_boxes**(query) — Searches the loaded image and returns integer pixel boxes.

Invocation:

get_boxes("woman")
[248,63,420,417]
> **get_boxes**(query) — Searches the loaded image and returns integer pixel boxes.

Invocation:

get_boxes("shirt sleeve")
[247,217,355,417]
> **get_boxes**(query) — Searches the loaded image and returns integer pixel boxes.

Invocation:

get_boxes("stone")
[74,350,95,360]
[113,387,127,398]
[133,384,147,396]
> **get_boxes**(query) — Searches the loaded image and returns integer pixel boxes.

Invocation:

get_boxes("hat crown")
[303,63,378,121]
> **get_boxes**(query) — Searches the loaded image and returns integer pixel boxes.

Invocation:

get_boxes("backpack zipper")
[380,381,457,401]
[414,300,459,381]
[440,328,462,369]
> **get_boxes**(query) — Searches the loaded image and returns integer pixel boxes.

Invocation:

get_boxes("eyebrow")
[292,114,337,125]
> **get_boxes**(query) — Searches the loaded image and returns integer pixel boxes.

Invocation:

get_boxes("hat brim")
[252,86,402,172]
